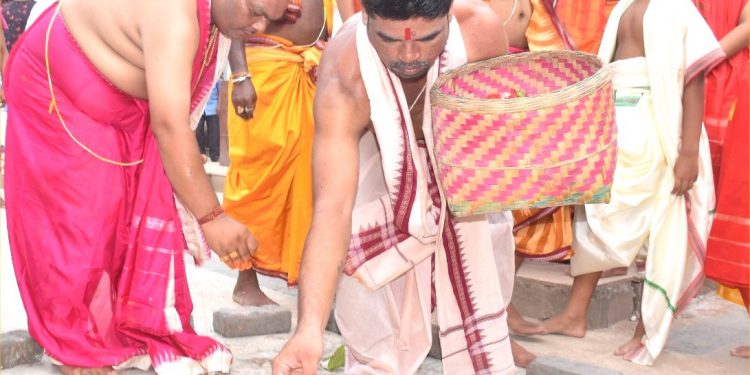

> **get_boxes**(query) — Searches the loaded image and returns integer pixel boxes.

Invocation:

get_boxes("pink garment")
[4,1,229,372]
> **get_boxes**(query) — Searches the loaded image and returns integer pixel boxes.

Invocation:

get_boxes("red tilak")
[405,27,413,40]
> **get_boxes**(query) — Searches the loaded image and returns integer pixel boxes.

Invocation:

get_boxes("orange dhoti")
[223,36,322,285]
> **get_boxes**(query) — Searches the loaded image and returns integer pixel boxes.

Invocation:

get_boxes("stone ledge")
[213,305,292,338]
[527,356,623,375]
[1,330,43,369]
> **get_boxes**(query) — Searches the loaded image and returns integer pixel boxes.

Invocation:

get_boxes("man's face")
[214,0,289,39]
[365,13,450,80]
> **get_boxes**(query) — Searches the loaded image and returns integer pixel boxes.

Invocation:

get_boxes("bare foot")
[613,335,644,360]
[601,267,628,278]
[59,365,117,375]
[508,304,546,336]
[233,269,278,306]
[540,314,586,338]
[615,319,646,361]
[731,346,749,358]
[510,338,536,368]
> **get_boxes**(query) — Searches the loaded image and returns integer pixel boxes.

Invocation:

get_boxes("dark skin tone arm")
[672,72,704,195]
[228,38,257,119]
[719,2,750,59]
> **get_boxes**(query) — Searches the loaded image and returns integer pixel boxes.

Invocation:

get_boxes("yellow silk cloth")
[223,36,322,284]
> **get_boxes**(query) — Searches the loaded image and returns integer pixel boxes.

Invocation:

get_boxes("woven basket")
[430,51,616,216]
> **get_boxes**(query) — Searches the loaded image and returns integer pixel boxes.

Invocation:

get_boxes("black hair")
[361,0,453,20]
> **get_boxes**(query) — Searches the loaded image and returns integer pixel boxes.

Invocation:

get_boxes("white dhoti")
[573,0,723,365]
[335,17,516,375]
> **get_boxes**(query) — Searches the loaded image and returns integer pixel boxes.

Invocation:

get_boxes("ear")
[362,11,368,26]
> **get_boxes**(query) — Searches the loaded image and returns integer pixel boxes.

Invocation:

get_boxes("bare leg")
[541,271,603,337]
[510,338,536,368]
[233,268,278,306]
[58,365,117,375]
[508,255,546,336]
[614,319,646,360]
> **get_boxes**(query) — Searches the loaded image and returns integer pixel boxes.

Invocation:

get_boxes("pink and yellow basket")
[430,51,616,217]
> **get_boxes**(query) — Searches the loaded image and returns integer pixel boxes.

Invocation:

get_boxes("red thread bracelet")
[197,207,225,225]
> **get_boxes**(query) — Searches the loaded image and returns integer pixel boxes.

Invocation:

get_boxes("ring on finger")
[228,250,240,259]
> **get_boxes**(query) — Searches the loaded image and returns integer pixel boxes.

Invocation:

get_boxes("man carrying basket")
[272,0,518,373]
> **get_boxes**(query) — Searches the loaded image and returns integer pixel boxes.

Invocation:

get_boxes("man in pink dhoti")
[3,0,289,373]
[273,0,517,374]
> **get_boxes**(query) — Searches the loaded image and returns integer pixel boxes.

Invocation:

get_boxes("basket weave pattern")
[431,51,616,216]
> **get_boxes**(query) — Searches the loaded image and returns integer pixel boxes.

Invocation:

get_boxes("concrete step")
[511,262,638,330]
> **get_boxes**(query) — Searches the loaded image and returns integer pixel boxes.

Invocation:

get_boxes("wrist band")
[231,72,251,84]
[197,207,225,225]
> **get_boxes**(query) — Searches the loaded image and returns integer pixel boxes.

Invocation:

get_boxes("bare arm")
[337,0,357,21]
[719,2,750,59]
[228,38,248,75]
[296,85,365,336]
[454,0,509,62]
[673,72,705,195]
[228,38,256,119]
[273,26,368,374]
[140,0,256,266]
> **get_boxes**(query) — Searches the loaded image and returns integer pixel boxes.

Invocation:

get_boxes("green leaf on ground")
[326,344,346,371]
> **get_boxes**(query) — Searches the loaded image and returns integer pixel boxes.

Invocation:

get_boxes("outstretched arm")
[273,27,369,374]
[141,0,256,267]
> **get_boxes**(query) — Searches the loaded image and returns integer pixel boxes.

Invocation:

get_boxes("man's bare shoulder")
[317,17,368,112]
[452,0,508,62]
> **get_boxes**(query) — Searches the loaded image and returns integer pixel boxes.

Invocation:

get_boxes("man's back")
[61,0,161,98]
[613,0,647,60]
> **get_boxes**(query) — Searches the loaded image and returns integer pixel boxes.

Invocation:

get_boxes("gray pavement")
[2,191,749,374]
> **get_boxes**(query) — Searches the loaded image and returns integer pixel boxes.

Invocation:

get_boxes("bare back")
[613,0,648,61]
[487,0,532,50]
[264,0,327,44]
[60,0,173,99]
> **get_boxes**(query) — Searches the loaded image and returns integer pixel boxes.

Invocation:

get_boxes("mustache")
[390,60,430,71]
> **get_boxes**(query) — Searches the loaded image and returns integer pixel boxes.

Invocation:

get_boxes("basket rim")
[430,51,612,114]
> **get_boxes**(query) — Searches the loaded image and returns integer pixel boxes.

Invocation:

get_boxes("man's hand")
[672,151,699,195]
[232,78,257,119]
[272,329,324,375]
[201,214,258,269]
